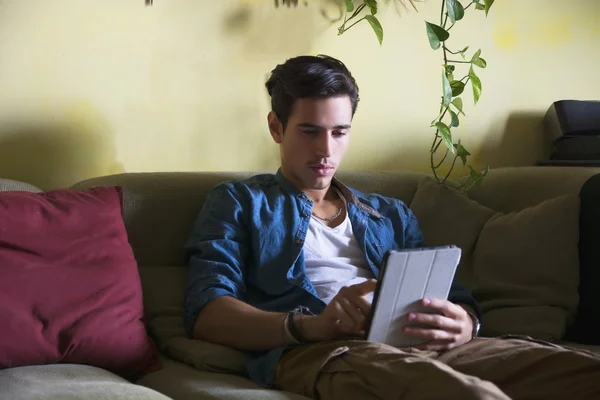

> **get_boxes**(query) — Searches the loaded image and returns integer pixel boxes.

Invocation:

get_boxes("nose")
[315,132,333,158]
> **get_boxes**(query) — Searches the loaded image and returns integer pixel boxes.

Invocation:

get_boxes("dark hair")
[265,54,359,129]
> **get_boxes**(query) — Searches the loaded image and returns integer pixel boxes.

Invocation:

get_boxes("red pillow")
[0,186,161,380]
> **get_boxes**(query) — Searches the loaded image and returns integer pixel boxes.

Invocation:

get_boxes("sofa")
[1,166,599,400]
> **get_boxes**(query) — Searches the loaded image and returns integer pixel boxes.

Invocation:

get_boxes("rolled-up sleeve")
[183,183,249,337]
[401,204,425,249]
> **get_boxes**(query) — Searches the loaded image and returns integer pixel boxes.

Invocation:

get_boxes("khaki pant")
[274,336,600,400]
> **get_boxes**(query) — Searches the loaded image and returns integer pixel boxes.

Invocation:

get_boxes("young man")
[184,55,600,400]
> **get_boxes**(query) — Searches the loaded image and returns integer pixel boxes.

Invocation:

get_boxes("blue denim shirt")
[184,170,478,387]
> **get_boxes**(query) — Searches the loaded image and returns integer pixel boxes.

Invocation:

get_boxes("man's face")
[268,96,353,191]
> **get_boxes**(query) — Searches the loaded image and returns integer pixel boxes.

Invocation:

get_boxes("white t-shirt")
[303,198,375,305]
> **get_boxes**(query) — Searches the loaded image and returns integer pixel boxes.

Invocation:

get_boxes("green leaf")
[468,165,489,186]
[450,80,465,96]
[468,165,482,182]
[469,66,482,104]
[365,15,384,45]
[471,49,487,68]
[475,3,486,10]
[451,97,465,115]
[446,0,465,24]
[425,22,450,50]
[483,0,494,16]
[365,0,377,14]
[454,141,470,166]
[450,110,460,128]
[435,122,454,153]
[442,71,452,107]
[473,57,487,68]
[344,0,354,12]
[445,65,455,81]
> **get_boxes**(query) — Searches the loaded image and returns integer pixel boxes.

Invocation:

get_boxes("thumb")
[353,279,377,295]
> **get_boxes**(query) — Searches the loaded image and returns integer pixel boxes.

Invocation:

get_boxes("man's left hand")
[402,298,473,351]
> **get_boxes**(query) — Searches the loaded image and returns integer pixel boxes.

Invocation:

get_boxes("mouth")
[309,164,335,177]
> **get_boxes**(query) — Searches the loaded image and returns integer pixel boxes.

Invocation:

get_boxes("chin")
[310,175,333,190]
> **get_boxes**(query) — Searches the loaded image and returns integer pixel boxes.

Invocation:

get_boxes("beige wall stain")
[493,24,519,51]
[532,16,573,46]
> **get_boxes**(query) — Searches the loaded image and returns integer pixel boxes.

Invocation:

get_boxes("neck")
[304,186,334,205]
[279,166,336,204]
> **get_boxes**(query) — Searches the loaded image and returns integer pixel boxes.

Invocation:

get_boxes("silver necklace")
[311,189,344,221]
[311,206,343,222]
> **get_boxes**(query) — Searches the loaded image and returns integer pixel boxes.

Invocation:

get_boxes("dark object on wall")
[540,100,600,165]
[544,100,600,140]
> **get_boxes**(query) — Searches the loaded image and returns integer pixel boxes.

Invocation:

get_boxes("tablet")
[365,246,462,348]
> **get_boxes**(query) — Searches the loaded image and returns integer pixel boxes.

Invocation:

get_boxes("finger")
[339,297,365,329]
[348,293,372,315]
[408,312,462,333]
[421,298,462,318]
[403,326,454,342]
[338,286,372,314]
[351,279,377,296]
[331,301,356,331]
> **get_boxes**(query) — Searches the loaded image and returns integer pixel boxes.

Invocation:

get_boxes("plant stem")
[430,146,441,182]
[444,46,461,55]
[344,16,366,31]
[457,178,471,191]
[432,104,450,154]
[440,0,445,26]
[447,59,472,64]
[442,154,460,183]
[464,1,476,11]
[339,3,366,33]
[434,148,450,168]
[441,6,449,67]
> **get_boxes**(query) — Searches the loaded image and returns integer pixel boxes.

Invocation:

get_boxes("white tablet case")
[366,246,462,348]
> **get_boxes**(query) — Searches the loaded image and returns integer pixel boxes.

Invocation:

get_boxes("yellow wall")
[0,0,598,189]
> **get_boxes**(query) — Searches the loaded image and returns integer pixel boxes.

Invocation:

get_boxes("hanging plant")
[337,0,494,189]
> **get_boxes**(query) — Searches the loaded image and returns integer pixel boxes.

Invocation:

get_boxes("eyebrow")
[297,123,352,130]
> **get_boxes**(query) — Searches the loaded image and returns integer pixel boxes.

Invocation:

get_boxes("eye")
[301,129,318,135]
[333,131,347,137]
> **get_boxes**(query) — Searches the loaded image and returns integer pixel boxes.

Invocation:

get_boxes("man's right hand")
[300,279,377,342]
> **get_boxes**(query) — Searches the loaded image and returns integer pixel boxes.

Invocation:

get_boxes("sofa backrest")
[461,166,599,213]
[69,170,426,267]
[3,166,599,346]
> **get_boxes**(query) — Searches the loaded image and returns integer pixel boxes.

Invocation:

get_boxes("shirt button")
[296,239,304,245]
[303,212,310,218]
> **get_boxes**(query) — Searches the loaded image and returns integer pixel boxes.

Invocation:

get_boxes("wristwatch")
[287,306,312,344]
[466,311,481,338]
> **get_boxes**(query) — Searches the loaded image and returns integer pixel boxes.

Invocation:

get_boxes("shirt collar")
[275,168,383,219]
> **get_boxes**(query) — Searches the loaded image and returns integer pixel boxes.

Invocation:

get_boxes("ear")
[268,111,283,144]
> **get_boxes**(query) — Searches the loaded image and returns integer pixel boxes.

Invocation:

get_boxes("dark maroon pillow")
[0,186,161,380]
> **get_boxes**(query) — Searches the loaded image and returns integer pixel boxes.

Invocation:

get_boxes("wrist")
[297,315,320,342]
[459,304,481,338]
[282,306,317,344]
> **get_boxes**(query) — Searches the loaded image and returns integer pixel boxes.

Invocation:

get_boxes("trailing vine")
[337,0,495,188]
